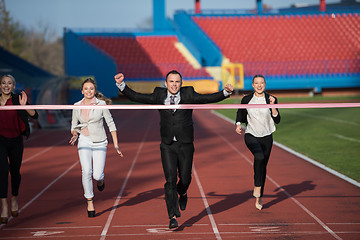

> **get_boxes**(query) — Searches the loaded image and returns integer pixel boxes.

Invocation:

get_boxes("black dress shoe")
[169,218,178,229]
[97,181,105,191]
[179,193,188,211]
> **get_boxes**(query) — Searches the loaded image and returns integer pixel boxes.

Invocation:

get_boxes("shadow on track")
[264,180,316,209]
[96,188,164,216]
[176,190,252,231]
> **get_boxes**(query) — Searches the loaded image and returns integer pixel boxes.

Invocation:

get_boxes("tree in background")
[21,24,64,76]
[0,0,63,76]
[0,0,25,54]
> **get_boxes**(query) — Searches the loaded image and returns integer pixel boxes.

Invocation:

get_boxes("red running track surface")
[0,109,359,239]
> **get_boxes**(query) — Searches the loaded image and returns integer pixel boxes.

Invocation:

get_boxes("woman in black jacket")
[0,74,38,224]
[235,74,280,210]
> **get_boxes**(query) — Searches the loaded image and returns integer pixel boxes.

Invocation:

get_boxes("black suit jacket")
[121,85,228,144]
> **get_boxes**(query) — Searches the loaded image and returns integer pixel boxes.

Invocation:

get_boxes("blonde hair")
[81,78,112,105]
[1,74,16,93]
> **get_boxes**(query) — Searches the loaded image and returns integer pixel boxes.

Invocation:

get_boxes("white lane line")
[221,231,359,235]
[25,130,52,141]
[23,139,68,164]
[219,223,315,226]
[105,230,359,236]
[268,175,342,240]
[328,223,360,225]
[216,130,342,240]
[193,166,222,240]
[0,234,100,239]
[249,226,280,232]
[285,111,360,126]
[211,110,360,188]
[1,231,357,239]
[112,223,209,227]
[4,226,102,230]
[0,160,79,229]
[331,133,360,144]
[273,141,360,187]
[99,113,154,240]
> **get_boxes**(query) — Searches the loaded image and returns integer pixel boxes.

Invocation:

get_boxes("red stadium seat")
[83,35,211,80]
[192,13,360,76]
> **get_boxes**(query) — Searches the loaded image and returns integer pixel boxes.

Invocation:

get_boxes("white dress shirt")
[245,95,276,137]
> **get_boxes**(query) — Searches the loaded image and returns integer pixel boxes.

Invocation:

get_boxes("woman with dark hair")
[235,74,280,210]
[0,74,38,224]
[69,78,123,217]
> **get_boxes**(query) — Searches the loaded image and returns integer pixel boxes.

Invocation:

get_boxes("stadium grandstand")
[64,0,360,102]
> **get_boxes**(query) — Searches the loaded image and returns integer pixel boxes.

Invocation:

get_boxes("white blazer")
[71,98,116,142]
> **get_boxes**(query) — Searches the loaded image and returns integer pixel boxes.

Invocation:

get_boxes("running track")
[0,109,359,239]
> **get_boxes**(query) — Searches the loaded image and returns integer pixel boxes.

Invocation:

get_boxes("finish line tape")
[1,103,360,110]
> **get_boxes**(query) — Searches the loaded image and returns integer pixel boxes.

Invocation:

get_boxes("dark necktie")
[170,95,175,112]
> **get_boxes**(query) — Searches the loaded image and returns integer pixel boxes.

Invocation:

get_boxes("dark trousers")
[244,133,273,197]
[160,141,194,219]
[0,135,24,198]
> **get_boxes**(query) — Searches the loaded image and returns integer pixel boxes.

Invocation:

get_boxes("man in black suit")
[115,70,233,229]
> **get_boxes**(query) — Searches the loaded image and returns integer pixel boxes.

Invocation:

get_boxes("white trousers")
[77,135,107,199]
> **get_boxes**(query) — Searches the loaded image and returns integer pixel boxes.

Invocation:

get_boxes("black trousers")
[244,133,273,197]
[160,141,194,219]
[0,135,24,198]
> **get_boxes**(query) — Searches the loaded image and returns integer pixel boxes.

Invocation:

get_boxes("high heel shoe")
[97,180,105,192]
[1,217,8,224]
[253,187,261,198]
[87,199,95,218]
[255,197,263,210]
[88,210,95,218]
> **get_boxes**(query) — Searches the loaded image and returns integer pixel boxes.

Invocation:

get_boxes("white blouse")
[245,95,276,137]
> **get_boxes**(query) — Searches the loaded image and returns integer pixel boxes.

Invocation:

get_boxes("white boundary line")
[272,141,360,188]
[212,111,342,240]
[285,111,360,126]
[112,223,209,227]
[211,110,360,188]
[219,223,315,226]
[1,231,358,239]
[193,167,222,240]
[216,130,342,240]
[23,139,68,164]
[0,161,79,229]
[99,112,155,240]
[4,226,102,230]
[265,176,342,240]
[331,133,360,144]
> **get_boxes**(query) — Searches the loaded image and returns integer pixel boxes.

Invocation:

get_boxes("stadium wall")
[64,30,117,102]
[242,74,360,92]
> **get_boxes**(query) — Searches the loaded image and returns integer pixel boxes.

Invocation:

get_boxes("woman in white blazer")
[69,78,123,217]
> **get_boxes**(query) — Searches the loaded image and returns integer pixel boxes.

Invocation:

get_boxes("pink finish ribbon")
[1,103,359,110]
